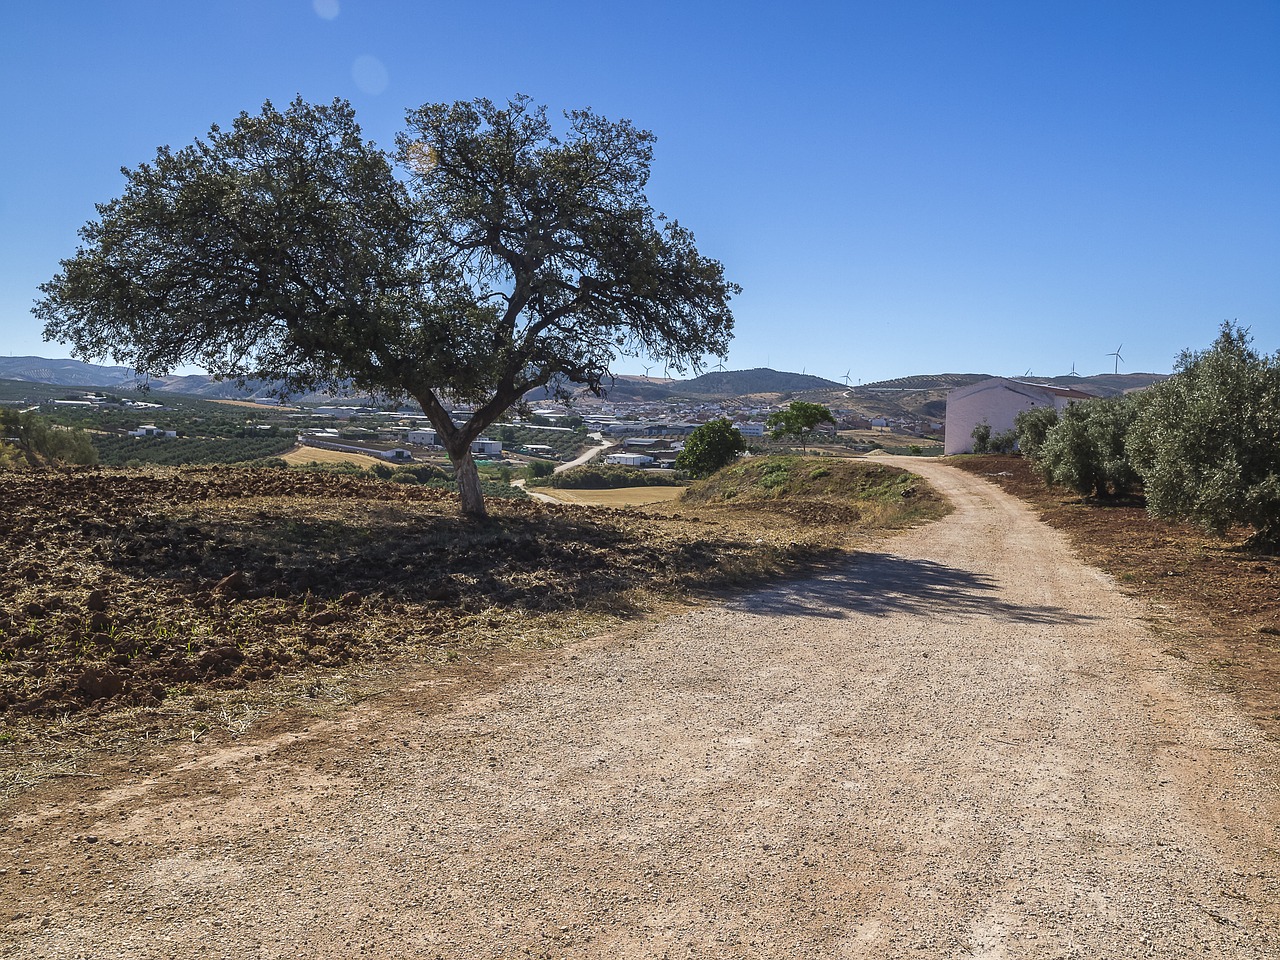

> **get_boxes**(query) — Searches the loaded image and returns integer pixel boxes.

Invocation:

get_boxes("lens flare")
[352,55,389,95]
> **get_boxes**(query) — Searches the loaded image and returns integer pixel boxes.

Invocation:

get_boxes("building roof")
[948,376,1095,404]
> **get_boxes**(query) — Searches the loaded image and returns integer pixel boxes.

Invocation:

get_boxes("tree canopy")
[1127,322,1280,550]
[765,401,836,451]
[0,411,98,469]
[1033,396,1140,499]
[675,418,745,478]
[35,95,738,516]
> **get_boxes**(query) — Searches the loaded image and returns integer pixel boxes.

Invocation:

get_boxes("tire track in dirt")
[3,458,1279,958]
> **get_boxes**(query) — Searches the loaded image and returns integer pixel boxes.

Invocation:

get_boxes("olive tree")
[765,401,836,451]
[35,96,737,517]
[0,410,98,468]
[675,418,745,478]
[1127,322,1280,550]
[1013,405,1059,461]
[1035,396,1139,499]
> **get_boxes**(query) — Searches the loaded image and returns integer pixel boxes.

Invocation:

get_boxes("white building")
[299,435,413,461]
[604,452,654,466]
[128,425,177,438]
[733,421,765,437]
[407,429,437,446]
[471,438,502,456]
[944,378,1093,455]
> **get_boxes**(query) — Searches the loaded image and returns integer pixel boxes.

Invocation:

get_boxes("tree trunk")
[448,445,488,518]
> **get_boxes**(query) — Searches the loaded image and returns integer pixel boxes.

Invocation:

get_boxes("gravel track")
[4,458,1279,958]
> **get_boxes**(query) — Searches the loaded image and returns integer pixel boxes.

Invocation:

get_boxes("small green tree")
[1036,396,1139,498]
[525,458,556,480]
[1014,405,1060,460]
[970,422,992,454]
[0,410,98,468]
[1127,322,1280,550]
[766,401,836,451]
[675,419,745,477]
[989,429,1018,454]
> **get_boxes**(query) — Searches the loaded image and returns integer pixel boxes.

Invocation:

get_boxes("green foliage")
[674,418,745,478]
[683,455,927,506]
[970,422,992,454]
[989,429,1018,455]
[765,402,836,451]
[388,464,451,484]
[1127,322,1280,547]
[544,464,682,489]
[91,434,294,466]
[498,425,589,459]
[1035,396,1139,498]
[35,95,737,517]
[525,458,556,479]
[1014,405,1060,460]
[0,410,98,467]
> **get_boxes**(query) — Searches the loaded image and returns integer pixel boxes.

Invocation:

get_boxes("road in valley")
[4,458,1278,958]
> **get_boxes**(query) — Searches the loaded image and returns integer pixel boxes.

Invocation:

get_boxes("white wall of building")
[944,378,1087,455]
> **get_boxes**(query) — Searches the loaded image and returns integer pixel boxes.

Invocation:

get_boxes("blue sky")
[2,1,1276,383]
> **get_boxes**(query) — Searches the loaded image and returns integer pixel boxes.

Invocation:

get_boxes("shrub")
[1014,405,1059,460]
[1036,396,1139,498]
[989,429,1018,455]
[547,464,681,489]
[970,422,992,454]
[0,410,98,466]
[1127,321,1280,549]
[525,458,556,479]
[675,419,745,478]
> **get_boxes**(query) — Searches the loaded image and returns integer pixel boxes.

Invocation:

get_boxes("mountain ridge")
[0,356,1167,415]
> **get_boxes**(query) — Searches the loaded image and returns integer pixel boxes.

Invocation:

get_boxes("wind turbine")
[841,369,853,386]
[1023,368,1033,377]
[1107,344,1124,375]
[642,364,653,378]
[715,358,726,373]
[1069,362,1081,377]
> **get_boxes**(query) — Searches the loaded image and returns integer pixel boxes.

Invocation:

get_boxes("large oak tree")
[35,95,737,516]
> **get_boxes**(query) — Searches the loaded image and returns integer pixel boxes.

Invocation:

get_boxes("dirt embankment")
[2,458,1277,958]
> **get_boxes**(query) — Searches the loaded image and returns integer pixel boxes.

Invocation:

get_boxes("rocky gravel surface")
[3,458,1279,958]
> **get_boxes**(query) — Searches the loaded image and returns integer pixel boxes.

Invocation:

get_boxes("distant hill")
[1010,373,1168,396]
[0,356,136,387]
[0,357,355,403]
[675,368,845,397]
[0,356,1168,417]
[526,367,846,402]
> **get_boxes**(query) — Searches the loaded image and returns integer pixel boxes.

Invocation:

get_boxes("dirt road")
[4,459,1279,958]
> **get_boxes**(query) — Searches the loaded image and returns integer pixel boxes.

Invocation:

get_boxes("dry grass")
[534,486,686,506]
[279,444,385,468]
[209,399,299,410]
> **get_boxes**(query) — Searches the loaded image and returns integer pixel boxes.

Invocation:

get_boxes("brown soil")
[950,454,1280,737]
[0,463,943,745]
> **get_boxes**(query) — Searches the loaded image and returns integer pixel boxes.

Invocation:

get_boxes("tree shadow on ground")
[99,507,819,616]
[726,552,1097,625]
